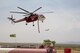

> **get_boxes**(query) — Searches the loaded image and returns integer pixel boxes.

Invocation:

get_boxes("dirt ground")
[57,50,80,53]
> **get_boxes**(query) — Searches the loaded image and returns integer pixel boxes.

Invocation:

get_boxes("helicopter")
[8,7,46,33]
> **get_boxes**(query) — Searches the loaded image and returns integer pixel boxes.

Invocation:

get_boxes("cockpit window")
[40,15,45,18]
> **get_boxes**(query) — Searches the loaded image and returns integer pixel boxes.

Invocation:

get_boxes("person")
[46,43,54,53]
[46,46,53,53]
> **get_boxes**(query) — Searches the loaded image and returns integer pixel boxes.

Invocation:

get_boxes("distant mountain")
[57,41,80,44]
[63,41,80,44]
[68,41,80,44]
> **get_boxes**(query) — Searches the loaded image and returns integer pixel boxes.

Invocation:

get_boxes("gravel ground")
[57,50,80,53]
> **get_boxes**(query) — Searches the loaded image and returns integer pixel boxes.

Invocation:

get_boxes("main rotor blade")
[41,12,54,13]
[10,11,27,14]
[17,7,30,13]
[32,7,42,13]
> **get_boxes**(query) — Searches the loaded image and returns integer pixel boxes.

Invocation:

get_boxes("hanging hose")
[37,19,40,33]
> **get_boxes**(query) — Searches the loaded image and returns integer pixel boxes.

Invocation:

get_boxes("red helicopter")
[8,7,53,33]
[8,7,46,33]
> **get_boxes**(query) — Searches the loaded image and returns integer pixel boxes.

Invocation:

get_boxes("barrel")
[64,48,71,53]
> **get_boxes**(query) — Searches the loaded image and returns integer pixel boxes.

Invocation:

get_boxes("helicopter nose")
[38,15,46,21]
[42,15,46,20]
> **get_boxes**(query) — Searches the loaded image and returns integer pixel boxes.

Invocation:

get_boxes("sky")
[0,0,80,43]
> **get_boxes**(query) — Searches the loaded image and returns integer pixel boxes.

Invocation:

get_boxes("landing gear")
[42,20,43,23]
[33,22,35,26]
[33,24,34,26]
[25,23,27,25]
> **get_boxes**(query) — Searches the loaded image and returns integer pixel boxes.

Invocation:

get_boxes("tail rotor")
[8,15,15,24]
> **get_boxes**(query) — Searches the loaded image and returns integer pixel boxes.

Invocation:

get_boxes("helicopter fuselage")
[25,14,38,23]
[24,14,45,23]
